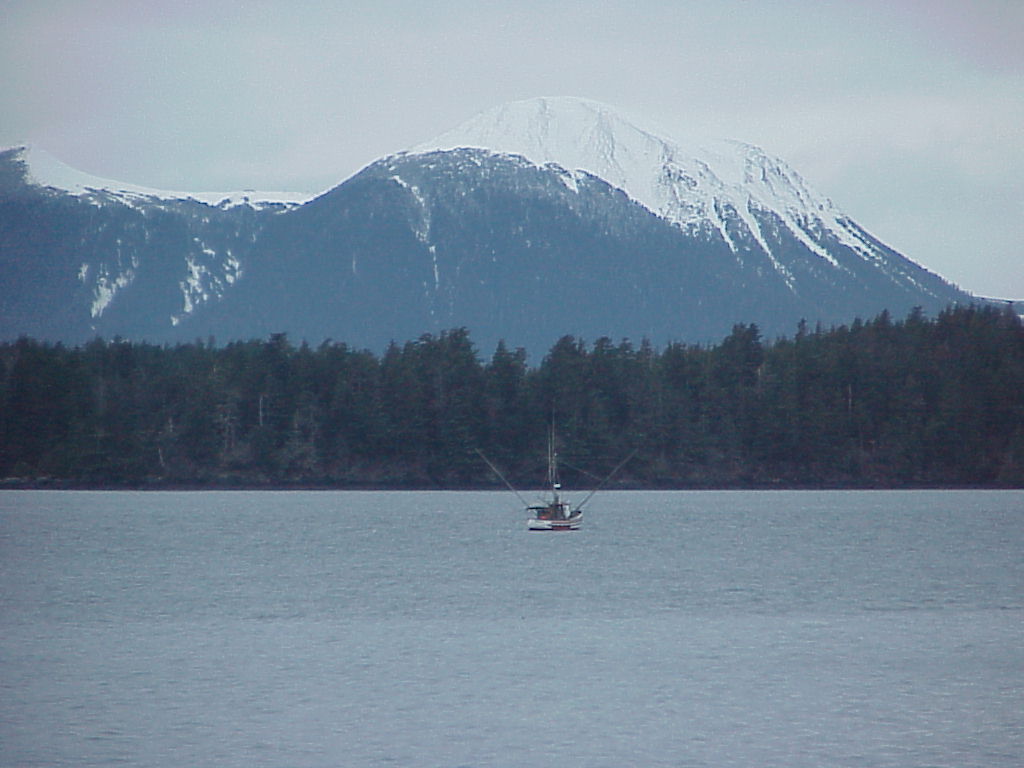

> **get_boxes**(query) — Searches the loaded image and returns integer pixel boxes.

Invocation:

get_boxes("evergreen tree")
[1,305,1021,488]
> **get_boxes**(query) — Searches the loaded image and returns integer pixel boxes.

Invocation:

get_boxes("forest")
[1,304,1022,489]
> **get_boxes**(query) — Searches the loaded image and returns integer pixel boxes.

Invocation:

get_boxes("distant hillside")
[1,100,978,351]
[2,306,1021,489]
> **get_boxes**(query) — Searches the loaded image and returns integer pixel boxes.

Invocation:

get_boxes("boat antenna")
[474,448,531,508]
[576,447,639,510]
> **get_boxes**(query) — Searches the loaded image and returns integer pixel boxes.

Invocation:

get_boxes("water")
[1,490,1021,767]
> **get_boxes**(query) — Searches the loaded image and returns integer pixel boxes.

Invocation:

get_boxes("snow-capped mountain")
[413,97,938,299]
[0,101,978,352]
[13,144,312,209]
[0,145,305,340]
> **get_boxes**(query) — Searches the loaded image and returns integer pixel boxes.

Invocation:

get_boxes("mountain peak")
[413,97,677,210]
[413,96,833,218]
[411,97,882,279]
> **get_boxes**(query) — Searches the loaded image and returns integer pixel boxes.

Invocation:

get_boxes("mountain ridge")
[3,144,314,209]
[0,100,980,352]
[410,97,944,300]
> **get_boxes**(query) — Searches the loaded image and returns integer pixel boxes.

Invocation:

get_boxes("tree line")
[1,305,1022,488]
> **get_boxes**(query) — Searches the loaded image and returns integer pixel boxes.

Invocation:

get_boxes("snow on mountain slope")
[1,144,295,333]
[411,97,906,291]
[2,103,974,348]
[7,144,312,209]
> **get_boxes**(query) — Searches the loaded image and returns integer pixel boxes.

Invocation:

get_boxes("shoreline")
[2,479,1018,492]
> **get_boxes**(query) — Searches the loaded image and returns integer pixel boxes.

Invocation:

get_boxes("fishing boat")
[526,497,581,530]
[477,428,635,532]
[526,435,581,531]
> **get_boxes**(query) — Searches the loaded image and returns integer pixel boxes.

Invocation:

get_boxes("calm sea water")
[1,490,1021,767]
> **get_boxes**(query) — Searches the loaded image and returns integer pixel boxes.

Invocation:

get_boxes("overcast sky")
[3,0,1022,299]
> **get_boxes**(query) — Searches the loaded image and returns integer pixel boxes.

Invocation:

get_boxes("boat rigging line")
[474,448,531,508]
[575,447,640,509]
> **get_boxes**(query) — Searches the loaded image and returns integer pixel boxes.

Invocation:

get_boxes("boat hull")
[527,514,581,531]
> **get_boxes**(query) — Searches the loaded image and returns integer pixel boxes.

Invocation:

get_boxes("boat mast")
[548,423,560,503]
